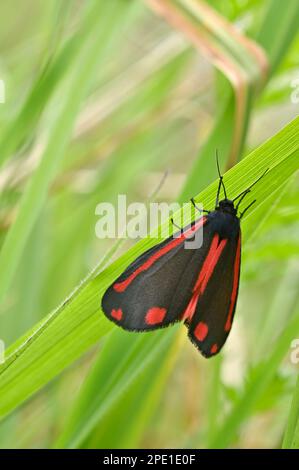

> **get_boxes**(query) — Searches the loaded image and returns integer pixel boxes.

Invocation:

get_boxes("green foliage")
[0,0,298,449]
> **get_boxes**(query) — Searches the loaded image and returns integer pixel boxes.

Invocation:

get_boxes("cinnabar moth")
[102,162,267,358]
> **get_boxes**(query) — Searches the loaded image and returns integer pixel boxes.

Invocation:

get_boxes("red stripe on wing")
[113,217,207,293]
[182,233,227,322]
[224,234,241,332]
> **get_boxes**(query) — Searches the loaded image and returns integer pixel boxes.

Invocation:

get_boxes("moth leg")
[190,198,210,214]
[235,189,250,210]
[240,199,256,219]
[170,217,183,233]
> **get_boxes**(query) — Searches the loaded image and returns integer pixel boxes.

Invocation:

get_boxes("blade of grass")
[55,327,178,448]
[0,115,298,420]
[0,0,140,170]
[192,0,299,434]
[146,0,265,170]
[205,355,223,445]
[180,0,299,201]
[0,0,135,306]
[283,376,299,448]
[254,260,299,360]
[0,0,101,168]
[210,303,299,448]
[54,168,181,448]
[256,0,299,75]
[89,333,180,448]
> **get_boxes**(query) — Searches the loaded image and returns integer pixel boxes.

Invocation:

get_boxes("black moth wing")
[187,211,241,358]
[102,218,212,331]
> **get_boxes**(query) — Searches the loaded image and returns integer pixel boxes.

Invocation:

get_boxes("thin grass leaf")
[0,115,298,421]
[55,327,179,448]
[0,1,141,170]
[0,0,135,306]
[256,0,299,75]
[283,376,299,448]
[180,0,299,201]
[210,303,299,448]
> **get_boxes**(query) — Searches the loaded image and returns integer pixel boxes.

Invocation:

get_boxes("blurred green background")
[0,0,298,449]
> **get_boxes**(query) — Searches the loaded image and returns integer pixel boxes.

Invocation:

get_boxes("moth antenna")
[215,149,227,205]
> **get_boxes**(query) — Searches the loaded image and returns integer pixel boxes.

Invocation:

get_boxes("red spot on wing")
[210,343,218,354]
[224,235,241,332]
[114,217,207,293]
[145,307,167,325]
[182,234,227,322]
[111,308,123,321]
[194,322,209,341]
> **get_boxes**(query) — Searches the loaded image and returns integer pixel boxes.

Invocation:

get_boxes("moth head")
[217,199,237,216]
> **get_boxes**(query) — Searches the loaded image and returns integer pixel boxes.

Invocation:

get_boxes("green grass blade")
[0,115,298,421]
[0,0,134,305]
[283,376,299,448]
[210,305,299,448]
[55,327,179,448]
[180,0,299,201]
[256,0,299,75]
[0,0,139,169]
